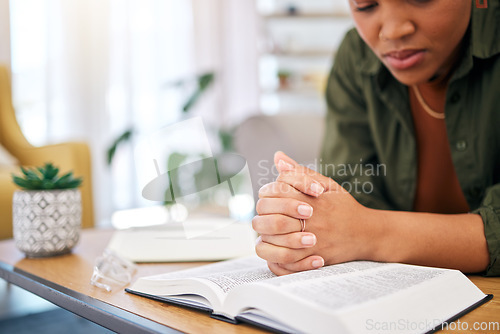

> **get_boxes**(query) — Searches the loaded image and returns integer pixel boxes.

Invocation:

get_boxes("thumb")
[274,151,317,176]
[274,151,342,193]
[274,151,300,172]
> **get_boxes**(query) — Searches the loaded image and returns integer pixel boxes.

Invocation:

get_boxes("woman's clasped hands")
[253,151,378,276]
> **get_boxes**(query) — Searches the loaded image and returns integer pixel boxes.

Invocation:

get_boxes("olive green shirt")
[321,3,500,276]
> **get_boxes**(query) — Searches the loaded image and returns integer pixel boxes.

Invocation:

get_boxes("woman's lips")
[383,49,426,70]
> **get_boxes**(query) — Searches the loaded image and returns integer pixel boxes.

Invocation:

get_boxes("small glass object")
[90,249,137,292]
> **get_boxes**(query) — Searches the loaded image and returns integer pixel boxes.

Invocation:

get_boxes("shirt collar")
[470,0,500,59]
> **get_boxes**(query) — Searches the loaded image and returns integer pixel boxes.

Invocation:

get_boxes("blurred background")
[0,0,354,331]
[1,0,353,228]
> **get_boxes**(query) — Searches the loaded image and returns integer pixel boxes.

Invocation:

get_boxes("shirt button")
[456,140,468,151]
[450,92,461,104]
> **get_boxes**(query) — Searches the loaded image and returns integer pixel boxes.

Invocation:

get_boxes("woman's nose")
[379,17,416,41]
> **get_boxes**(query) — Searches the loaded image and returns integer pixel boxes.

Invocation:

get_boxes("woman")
[253,0,500,276]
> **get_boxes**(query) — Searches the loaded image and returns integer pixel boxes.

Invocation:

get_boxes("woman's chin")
[387,69,437,87]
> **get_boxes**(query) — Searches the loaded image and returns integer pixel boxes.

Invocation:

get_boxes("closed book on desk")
[107,218,256,262]
[126,256,491,334]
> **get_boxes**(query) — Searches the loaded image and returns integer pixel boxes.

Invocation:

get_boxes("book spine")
[210,312,240,324]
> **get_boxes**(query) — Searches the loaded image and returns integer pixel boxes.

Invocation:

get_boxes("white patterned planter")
[13,189,82,257]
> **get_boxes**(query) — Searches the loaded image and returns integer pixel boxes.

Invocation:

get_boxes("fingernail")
[258,183,271,196]
[297,204,313,217]
[312,258,324,268]
[301,234,316,246]
[278,159,294,171]
[310,181,324,196]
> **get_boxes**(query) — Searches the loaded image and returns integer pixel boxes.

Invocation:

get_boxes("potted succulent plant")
[11,162,83,257]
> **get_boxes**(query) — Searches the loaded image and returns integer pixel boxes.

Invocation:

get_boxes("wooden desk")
[0,229,499,334]
[0,229,265,334]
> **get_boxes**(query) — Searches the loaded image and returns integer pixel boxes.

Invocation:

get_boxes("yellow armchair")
[0,65,94,239]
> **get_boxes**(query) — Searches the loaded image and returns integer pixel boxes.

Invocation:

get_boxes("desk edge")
[0,260,181,334]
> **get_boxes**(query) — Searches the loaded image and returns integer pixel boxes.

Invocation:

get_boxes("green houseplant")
[106,72,216,165]
[11,163,83,257]
[277,69,293,89]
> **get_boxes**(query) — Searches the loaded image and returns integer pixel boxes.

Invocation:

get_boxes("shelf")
[264,50,334,58]
[261,87,322,97]
[257,1,352,115]
[262,12,351,19]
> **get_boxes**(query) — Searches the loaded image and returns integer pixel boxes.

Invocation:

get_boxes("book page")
[143,256,268,281]
[224,261,445,332]
[224,261,400,317]
[201,266,275,294]
[133,256,274,301]
[228,262,485,334]
[341,270,486,334]
[128,256,271,312]
[264,263,445,311]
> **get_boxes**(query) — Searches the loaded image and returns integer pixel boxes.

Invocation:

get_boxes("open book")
[126,257,491,334]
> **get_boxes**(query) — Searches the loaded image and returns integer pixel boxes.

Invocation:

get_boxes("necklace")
[412,85,445,120]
